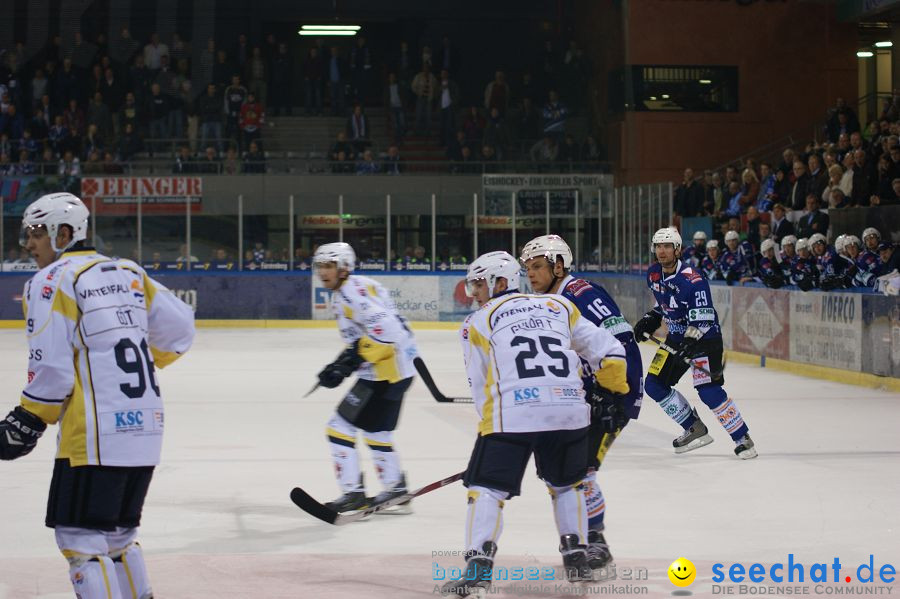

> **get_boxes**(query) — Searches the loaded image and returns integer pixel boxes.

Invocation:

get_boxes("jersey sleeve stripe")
[22,390,66,403]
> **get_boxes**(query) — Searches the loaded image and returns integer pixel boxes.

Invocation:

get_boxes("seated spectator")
[330,131,354,161]
[542,90,568,138]
[796,193,830,238]
[173,145,195,174]
[0,152,13,176]
[871,177,900,206]
[39,147,56,175]
[481,145,497,172]
[176,243,199,263]
[199,146,220,174]
[345,104,370,155]
[356,149,379,174]
[770,203,794,244]
[242,140,266,173]
[557,134,581,165]
[83,123,105,159]
[331,150,352,173]
[222,146,241,174]
[82,150,103,174]
[582,135,602,163]
[482,107,509,158]
[48,115,69,154]
[723,181,743,218]
[828,188,849,209]
[463,106,486,148]
[821,163,850,206]
[739,168,759,211]
[383,145,402,175]
[15,149,36,175]
[117,122,143,161]
[102,151,124,174]
[63,99,85,136]
[529,135,558,162]
[58,151,81,176]
[453,145,478,174]
[446,130,467,162]
[19,129,40,161]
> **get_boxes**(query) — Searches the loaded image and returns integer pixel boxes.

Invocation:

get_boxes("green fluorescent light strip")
[301,25,361,30]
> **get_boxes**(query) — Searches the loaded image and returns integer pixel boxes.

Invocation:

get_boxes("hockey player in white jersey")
[313,242,417,513]
[441,251,629,597]
[0,192,195,599]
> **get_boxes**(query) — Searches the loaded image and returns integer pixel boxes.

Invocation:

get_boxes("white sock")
[326,414,362,492]
[364,430,403,489]
[108,528,152,599]
[549,482,588,545]
[464,486,507,554]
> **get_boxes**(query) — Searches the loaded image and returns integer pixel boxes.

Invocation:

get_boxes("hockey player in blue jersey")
[810,233,846,279]
[633,227,757,459]
[791,238,819,291]
[720,231,754,285]
[757,239,786,289]
[699,240,724,281]
[681,231,707,269]
[822,235,879,289]
[520,234,643,578]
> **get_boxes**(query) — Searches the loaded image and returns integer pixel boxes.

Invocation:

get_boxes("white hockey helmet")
[781,235,798,248]
[19,192,90,253]
[834,234,847,254]
[651,227,682,252]
[724,230,740,243]
[706,239,719,250]
[760,239,777,255]
[693,231,708,242]
[313,242,356,272]
[466,251,520,297]
[862,227,881,243]
[843,235,861,249]
[796,237,810,252]
[809,233,827,249]
[519,234,573,269]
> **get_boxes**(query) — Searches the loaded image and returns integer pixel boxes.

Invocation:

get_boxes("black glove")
[762,274,784,289]
[796,276,814,292]
[0,406,47,460]
[317,341,364,389]
[632,310,662,341]
[592,390,628,434]
[725,269,738,286]
[672,326,704,364]
[820,276,842,291]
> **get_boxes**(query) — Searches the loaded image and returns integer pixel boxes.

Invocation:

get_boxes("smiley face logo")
[668,557,696,587]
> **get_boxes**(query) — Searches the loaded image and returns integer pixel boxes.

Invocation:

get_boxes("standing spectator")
[556,133,580,167]
[271,43,294,116]
[807,154,828,202]
[852,149,876,207]
[19,129,40,160]
[129,54,155,108]
[770,203,794,244]
[245,47,267,107]
[438,70,460,146]
[224,75,248,144]
[345,104,369,155]
[242,140,266,173]
[100,68,125,131]
[55,58,80,113]
[48,115,69,154]
[143,33,169,71]
[303,47,324,116]
[62,99,85,136]
[154,55,178,98]
[674,168,703,218]
[177,80,197,149]
[199,146,220,174]
[482,107,510,159]
[463,106,486,149]
[1,104,25,141]
[757,162,776,211]
[529,135,559,162]
[542,90,568,138]
[31,69,48,108]
[411,62,437,137]
[386,72,406,142]
[239,92,265,152]
[484,70,510,116]
[86,92,113,141]
[70,32,97,76]
[32,104,51,139]
[198,83,224,152]
[16,149,36,175]
[110,27,140,69]
[514,97,541,143]
[789,161,811,210]
[212,50,233,91]
[739,168,760,211]
[117,122,143,161]
[796,194,830,238]
[745,206,761,250]
[437,35,458,73]
[349,36,373,105]
[723,181,743,218]
[119,92,141,134]
[327,46,347,116]
[822,163,850,206]
[146,83,172,155]
[83,124,104,159]
[197,39,217,91]
[234,34,250,70]
[330,131,354,161]
[383,145,402,175]
[169,33,189,66]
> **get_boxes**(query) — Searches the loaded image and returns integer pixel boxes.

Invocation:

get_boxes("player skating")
[633,227,757,459]
[441,251,630,597]
[0,192,195,599]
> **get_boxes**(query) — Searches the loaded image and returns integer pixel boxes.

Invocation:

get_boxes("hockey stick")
[302,382,320,398]
[647,335,726,379]
[413,357,473,403]
[290,471,465,526]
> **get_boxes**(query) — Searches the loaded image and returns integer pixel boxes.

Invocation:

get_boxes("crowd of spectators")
[672,98,899,293]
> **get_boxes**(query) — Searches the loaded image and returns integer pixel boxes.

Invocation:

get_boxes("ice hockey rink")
[0,326,898,599]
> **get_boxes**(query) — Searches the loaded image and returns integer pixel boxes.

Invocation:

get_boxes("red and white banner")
[731,287,790,360]
[81,177,203,215]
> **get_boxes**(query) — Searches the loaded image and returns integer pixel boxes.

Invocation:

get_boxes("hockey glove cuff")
[0,406,47,460]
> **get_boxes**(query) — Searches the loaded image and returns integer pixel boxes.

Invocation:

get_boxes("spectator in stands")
[778,148,796,177]
[71,31,98,76]
[515,97,541,143]
[146,83,171,155]
[101,67,125,126]
[739,168,759,211]
[438,70,460,147]
[271,43,294,116]
[173,145,195,174]
[437,35,458,74]
[303,47,324,117]
[331,150,351,174]
[674,167,703,218]
[346,104,370,155]
[480,145,498,172]
[384,145,402,175]
[176,243,198,263]
[757,162,776,211]
[462,106,486,151]
[484,70,510,116]
[30,106,50,141]
[198,83,224,153]
[234,33,250,70]
[387,72,406,143]
[15,149,35,175]
[197,39,217,91]
[62,99,84,136]
[144,33,170,71]
[117,122,143,161]
[454,145,477,174]
[770,203,794,244]
[327,46,347,116]
[411,62,437,137]
[0,134,10,160]
[224,75,249,145]
[828,188,849,209]
[807,154,828,203]
[356,149,379,175]
[242,140,266,173]
[212,50,233,91]
[796,193,830,238]
[87,92,112,141]
[198,146,220,174]
[349,35,373,105]
[83,123,104,159]
[0,152,11,176]
[246,47,267,107]
[542,90,568,139]
[111,27,140,69]
[483,107,510,160]
[789,160,811,210]
[529,135,558,162]
[55,58,80,112]
[852,149,876,207]
[557,133,580,167]
[758,221,773,247]
[331,130,354,161]
[58,150,80,176]
[239,92,265,152]
[821,163,850,206]
[745,206,761,250]
[871,178,900,206]
[130,54,154,107]
[222,146,241,174]
[82,150,103,174]
[446,129,467,162]
[582,134,602,164]
[877,241,899,274]
[19,129,39,161]
[723,181,743,219]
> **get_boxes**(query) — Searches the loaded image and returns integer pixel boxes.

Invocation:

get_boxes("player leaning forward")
[0,193,195,598]
[313,242,417,512]
[441,251,630,597]
[634,227,757,459]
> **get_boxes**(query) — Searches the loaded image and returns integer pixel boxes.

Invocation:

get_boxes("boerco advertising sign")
[81,177,203,215]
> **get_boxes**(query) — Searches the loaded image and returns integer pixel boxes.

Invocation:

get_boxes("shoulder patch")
[566,278,592,297]
[649,270,661,282]
[680,267,702,283]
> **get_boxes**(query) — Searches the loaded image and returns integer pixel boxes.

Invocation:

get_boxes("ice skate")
[440,542,496,598]
[734,434,758,459]
[560,534,592,582]
[673,409,714,454]
[324,474,369,513]
[372,472,413,515]
[587,529,615,581]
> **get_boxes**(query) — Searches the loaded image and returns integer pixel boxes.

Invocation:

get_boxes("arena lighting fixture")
[875,41,893,47]
[857,51,875,58]
[699,79,712,84]
[298,25,360,36]
[299,30,357,36]
[661,94,670,99]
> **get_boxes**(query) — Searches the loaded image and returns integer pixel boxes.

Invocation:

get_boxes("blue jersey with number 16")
[646,260,721,343]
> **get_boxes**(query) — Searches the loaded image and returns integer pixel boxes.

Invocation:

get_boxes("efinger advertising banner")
[80,176,203,215]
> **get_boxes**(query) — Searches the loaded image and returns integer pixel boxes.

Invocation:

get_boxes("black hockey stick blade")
[302,382,320,398]
[413,357,473,403]
[647,335,725,379]
[290,471,465,526]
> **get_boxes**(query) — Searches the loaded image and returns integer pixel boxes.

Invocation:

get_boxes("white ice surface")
[0,327,898,598]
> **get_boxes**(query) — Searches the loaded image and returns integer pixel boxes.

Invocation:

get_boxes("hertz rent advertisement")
[789,292,862,371]
[312,274,439,321]
[731,287,790,360]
